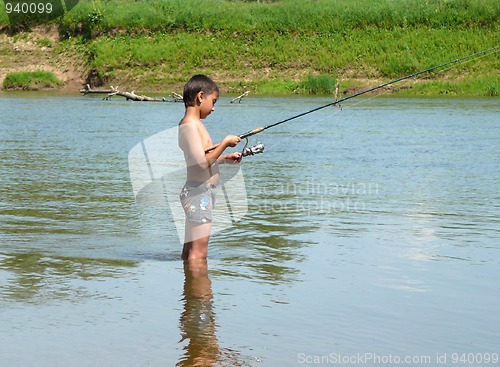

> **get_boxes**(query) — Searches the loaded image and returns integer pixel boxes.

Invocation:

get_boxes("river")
[0,93,499,366]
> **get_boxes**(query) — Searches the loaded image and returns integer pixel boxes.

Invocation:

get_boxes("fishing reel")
[241,139,265,157]
[242,142,264,157]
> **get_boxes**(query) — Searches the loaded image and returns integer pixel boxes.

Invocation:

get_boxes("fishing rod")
[207,46,499,156]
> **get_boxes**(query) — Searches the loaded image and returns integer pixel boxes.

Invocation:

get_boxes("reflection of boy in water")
[178,260,255,367]
[178,260,218,367]
[178,75,241,261]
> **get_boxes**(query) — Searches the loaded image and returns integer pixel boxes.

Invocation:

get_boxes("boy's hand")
[223,135,241,148]
[223,152,242,163]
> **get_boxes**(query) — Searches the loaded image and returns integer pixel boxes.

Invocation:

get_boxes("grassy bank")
[0,0,498,95]
[3,71,63,90]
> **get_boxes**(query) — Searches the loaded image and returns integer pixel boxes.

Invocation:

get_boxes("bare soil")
[0,26,87,91]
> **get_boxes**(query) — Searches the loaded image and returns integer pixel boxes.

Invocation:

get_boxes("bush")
[3,71,63,90]
[300,74,337,95]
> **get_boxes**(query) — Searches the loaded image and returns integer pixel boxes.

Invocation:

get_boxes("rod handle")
[240,127,264,139]
[204,127,265,153]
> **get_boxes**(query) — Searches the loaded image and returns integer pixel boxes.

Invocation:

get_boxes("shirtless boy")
[178,75,241,261]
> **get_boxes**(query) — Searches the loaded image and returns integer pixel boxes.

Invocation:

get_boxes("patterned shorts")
[180,181,217,224]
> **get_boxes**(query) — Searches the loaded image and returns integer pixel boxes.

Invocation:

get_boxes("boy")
[178,75,241,261]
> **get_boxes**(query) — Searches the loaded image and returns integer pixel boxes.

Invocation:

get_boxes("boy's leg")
[181,241,191,261]
[183,221,212,260]
[186,236,210,260]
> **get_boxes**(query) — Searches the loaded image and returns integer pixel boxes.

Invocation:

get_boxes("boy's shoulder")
[179,114,204,127]
[179,118,209,142]
[179,119,205,137]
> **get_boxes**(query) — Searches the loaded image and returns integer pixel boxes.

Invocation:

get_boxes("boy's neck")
[184,106,202,122]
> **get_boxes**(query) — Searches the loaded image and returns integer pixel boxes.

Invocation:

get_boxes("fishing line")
[266,48,498,151]
[254,46,499,136]
[206,46,499,154]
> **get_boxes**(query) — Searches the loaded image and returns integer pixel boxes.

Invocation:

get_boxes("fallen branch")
[334,80,339,102]
[80,84,181,102]
[333,80,342,110]
[105,86,166,102]
[230,90,250,104]
[172,92,183,102]
[80,84,112,95]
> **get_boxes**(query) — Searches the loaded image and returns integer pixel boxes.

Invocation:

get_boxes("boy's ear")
[196,91,205,104]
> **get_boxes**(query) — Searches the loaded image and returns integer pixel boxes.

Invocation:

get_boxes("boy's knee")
[182,237,209,260]
[189,238,209,259]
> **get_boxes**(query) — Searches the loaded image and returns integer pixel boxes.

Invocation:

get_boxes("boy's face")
[199,91,219,119]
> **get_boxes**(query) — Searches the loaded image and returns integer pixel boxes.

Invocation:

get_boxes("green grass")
[300,74,337,95]
[1,0,498,95]
[396,76,499,96]
[81,26,497,94]
[3,71,63,90]
[54,0,499,36]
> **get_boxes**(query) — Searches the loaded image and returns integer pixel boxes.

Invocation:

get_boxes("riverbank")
[0,0,498,95]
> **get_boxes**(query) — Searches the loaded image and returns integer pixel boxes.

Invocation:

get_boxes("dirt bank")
[0,26,87,91]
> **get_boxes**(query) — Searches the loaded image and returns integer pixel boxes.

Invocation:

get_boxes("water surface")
[0,93,499,366]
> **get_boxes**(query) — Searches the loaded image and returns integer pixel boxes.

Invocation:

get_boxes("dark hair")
[183,74,219,107]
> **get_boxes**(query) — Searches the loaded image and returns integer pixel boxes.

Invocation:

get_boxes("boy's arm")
[179,123,240,168]
[205,135,240,166]
[217,152,242,164]
[179,123,210,169]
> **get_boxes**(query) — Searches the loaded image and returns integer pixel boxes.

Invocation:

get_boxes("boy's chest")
[197,125,213,149]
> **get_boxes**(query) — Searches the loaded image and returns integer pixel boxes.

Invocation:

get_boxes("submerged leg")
[182,241,192,261]
[182,222,212,261]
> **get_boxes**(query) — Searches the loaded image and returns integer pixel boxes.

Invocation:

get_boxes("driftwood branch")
[107,86,165,101]
[80,84,112,95]
[79,84,182,102]
[333,80,342,110]
[230,91,250,104]
[334,80,339,102]
[172,92,183,102]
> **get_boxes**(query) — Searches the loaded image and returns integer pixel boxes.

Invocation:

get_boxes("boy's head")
[183,74,219,108]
